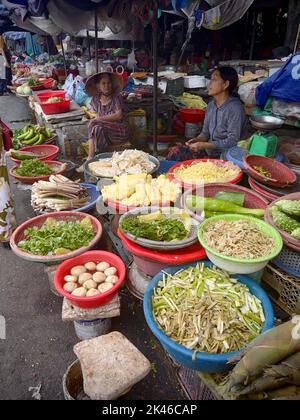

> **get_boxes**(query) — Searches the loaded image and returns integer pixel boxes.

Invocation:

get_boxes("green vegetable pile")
[152,263,265,354]
[120,213,188,242]
[18,217,95,256]
[271,199,300,240]
[14,159,54,177]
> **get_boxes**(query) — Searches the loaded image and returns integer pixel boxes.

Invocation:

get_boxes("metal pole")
[249,12,257,60]
[46,36,50,55]
[152,1,158,156]
[87,30,91,60]
[95,11,99,72]
[60,33,68,78]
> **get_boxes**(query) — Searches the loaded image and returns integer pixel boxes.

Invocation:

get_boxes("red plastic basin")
[168,159,243,189]
[10,212,103,264]
[243,154,297,188]
[40,99,71,115]
[36,90,65,102]
[9,145,59,163]
[54,250,126,308]
[10,160,66,184]
[179,108,205,124]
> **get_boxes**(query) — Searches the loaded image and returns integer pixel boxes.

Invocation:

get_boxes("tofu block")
[73,331,151,400]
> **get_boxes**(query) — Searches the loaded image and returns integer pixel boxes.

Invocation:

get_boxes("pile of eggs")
[63,261,119,297]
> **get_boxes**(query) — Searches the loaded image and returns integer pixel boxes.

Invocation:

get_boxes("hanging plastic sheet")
[202,0,254,30]
[256,53,300,107]
[27,0,49,16]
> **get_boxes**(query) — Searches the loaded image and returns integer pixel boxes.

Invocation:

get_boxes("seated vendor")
[167,66,248,161]
[85,72,129,159]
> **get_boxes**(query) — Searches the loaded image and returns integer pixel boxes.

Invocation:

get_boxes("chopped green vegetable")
[271,206,300,234]
[14,159,54,177]
[120,215,188,242]
[152,263,264,354]
[215,191,245,206]
[186,196,265,218]
[276,200,300,218]
[18,217,95,255]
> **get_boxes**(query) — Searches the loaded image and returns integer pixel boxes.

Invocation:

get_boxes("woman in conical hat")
[85,71,129,159]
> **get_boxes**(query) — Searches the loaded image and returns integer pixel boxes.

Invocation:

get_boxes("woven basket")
[262,264,300,315]
[273,246,300,277]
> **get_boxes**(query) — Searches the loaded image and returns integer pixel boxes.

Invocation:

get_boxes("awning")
[76,27,144,42]
[3,31,27,40]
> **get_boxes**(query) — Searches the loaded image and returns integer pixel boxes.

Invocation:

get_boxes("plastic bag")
[238,82,261,106]
[63,74,75,99]
[75,83,89,106]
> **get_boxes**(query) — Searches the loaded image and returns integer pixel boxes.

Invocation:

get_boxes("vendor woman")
[85,72,129,159]
[167,66,248,161]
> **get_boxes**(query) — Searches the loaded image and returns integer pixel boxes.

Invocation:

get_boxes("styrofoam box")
[184,76,206,89]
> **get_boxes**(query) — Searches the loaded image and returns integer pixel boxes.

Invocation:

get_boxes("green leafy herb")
[14,159,54,177]
[18,218,95,255]
[120,216,188,242]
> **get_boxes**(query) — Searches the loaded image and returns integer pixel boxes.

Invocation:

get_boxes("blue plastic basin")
[143,260,275,373]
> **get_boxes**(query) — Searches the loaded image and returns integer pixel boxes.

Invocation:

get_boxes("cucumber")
[215,191,245,207]
[11,150,39,160]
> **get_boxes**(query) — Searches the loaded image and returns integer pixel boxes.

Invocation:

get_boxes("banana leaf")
[0,126,17,242]
[227,321,300,391]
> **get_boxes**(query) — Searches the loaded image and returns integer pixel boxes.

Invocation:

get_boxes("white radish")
[92,272,106,284]
[78,272,93,285]
[72,287,87,297]
[96,262,110,272]
[98,282,114,294]
[104,267,117,277]
[64,275,77,283]
[86,288,100,297]
[63,282,78,293]
[106,275,118,285]
[84,262,97,271]
[83,279,97,290]
[71,266,86,277]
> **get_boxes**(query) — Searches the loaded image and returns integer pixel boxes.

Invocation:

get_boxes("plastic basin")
[10,160,66,184]
[179,108,205,124]
[243,154,297,188]
[9,145,59,163]
[54,250,126,308]
[40,99,71,115]
[10,211,103,264]
[36,90,65,102]
[143,260,275,372]
[198,214,283,274]
[168,159,243,189]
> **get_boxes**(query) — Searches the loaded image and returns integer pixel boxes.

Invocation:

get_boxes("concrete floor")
[0,95,186,400]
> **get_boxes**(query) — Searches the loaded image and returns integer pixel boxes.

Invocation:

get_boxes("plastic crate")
[262,264,300,315]
[273,246,300,277]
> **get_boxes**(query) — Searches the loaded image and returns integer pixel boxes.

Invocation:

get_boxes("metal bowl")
[119,206,199,251]
[83,152,160,183]
[250,115,284,131]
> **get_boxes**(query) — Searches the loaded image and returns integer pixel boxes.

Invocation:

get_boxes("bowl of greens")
[10,212,103,263]
[10,159,66,184]
[119,207,199,251]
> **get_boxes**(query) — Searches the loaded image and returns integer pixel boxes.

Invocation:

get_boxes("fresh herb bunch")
[18,219,95,255]
[14,159,54,177]
[120,217,188,242]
